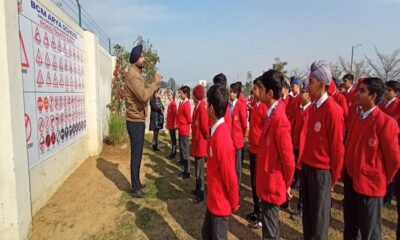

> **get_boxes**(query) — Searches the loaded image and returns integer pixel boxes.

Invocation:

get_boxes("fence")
[50,0,112,53]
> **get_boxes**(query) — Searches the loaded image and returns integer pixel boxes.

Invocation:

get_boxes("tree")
[289,68,308,80]
[365,47,400,82]
[124,36,161,85]
[168,77,176,91]
[272,57,289,81]
[328,62,344,80]
[159,81,168,89]
[339,56,371,83]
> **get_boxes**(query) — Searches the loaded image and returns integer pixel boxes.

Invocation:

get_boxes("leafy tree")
[272,57,289,80]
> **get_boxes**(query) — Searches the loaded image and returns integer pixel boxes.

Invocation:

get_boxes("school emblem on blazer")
[234,116,239,121]
[195,121,199,126]
[368,138,377,147]
[314,121,321,132]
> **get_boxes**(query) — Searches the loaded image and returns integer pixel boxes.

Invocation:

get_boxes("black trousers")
[393,171,400,240]
[235,148,243,191]
[179,135,190,173]
[202,208,229,240]
[249,152,261,215]
[301,163,331,240]
[195,156,205,193]
[260,201,280,240]
[169,128,177,146]
[152,129,159,146]
[343,170,383,240]
[126,121,145,191]
[293,149,301,187]
[294,149,302,213]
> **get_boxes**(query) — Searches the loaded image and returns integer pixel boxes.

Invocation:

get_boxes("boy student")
[299,61,344,239]
[256,69,295,239]
[290,81,312,221]
[246,77,268,229]
[211,73,231,129]
[229,82,248,192]
[327,80,349,119]
[280,80,290,107]
[166,89,177,160]
[343,77,400,239]
[191,85,209,204]
[286,77,302,127]
[202,84,239,240]
[177,85,192,179]
[342,73,357,108]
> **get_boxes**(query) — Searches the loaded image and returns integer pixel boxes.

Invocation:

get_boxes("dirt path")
[31,132,398,240]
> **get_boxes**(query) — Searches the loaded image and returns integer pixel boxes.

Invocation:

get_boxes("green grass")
[108,114,126,144]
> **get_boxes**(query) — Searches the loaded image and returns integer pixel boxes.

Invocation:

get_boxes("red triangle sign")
[59,58,63,72]
[45,52,51,68]
[59,74,64,86]
[36,48,43,65]
[57,39,62,52]
[52,55,57,69]
[19,31,30,68]
[46,71,52,85]
[37,69,44,84]
[51,36,56,49]
[34,27,41,44]
[43,32,49,48]
[63,43,67,54]
[65,74,69,86]
[53,73,58,86]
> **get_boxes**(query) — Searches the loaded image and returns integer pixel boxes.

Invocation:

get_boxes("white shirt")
[346,86,353,94]
[385,98,396,108]
[211,117,225,137]
[360,106,376,120]
[267,101,279,118]
[301,102,311,111]
[315,92,329,109]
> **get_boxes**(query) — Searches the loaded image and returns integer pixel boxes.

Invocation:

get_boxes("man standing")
[342,74,356,108]
[125,44,161,198]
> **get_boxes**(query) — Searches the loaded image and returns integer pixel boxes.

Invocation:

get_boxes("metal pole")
[76,0,82,27]
[108,37,112,54]
[350,46,354,74]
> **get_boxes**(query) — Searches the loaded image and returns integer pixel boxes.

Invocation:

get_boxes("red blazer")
[344,87,356,108]
[286,94,301,128]
[166,99,177,129]
[191,100,209,157]
[345,107,400,197]
[230,100,247,149]
[299,97,345,186]
[379,98,400,126]
[208,106,231,132]
[281,95,289,109]
[249,101,267,154]
[256,102,295,205]
[177,100,192,136]
[292,104,311,151]
[206,121,239,216]
[331,91,349,119]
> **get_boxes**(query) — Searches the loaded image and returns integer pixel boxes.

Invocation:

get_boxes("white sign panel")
[18,0,87,168]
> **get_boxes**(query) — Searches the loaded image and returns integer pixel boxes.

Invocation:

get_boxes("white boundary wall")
[0,0,115,239]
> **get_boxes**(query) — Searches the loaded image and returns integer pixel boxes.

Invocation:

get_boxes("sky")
[79,0,400,86]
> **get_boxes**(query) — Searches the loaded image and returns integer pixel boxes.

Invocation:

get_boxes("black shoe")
[246,212,258,223]
[191,189,198,196]
[179,172,190,179]
[195,194,204,204]
[290,211,302,221]
[249,219,262,229]
[131,189,146,198]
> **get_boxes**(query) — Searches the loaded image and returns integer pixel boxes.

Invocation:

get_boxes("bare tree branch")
[365,47,400,82]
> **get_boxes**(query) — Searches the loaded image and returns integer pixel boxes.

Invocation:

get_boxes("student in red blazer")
[166,89,178,160]
[342,74,357,108]
[201,84,239,240]
[290,83,312,221]
[379,80,400,238]
[280,80,290,108]
[343,77,400,239]
[299,61,344,239]
[177,85,192,179]
[191,85,209,204]
[328,81,349,119]
[229,82,248,193]
[209,73,232,132]
[255,70,295,239]
[287,77,302,127]
[246,78,268,228]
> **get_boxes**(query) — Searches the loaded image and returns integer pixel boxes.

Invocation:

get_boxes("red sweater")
[344,87,356,108]
[379,98,400,126]
[177,100,192,136]
[166,99,177,129]
[206,120,239,216]
[300,96,345,186]
[331,91,349,119]
[286,94,301,128]
[191,101,209,157]
[249,101,267,154]
[256,102,295,205]
[230,100,247,149]
[292,104,311,150]
[345,107,400,197]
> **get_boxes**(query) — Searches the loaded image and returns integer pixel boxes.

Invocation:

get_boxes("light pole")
[350,43,362,74]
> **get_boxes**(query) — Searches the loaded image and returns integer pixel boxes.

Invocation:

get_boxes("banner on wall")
[18,0,87,168]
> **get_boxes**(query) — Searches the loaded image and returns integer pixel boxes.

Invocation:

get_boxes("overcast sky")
[79,0,400,86]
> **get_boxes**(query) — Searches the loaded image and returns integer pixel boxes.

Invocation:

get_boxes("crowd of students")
[163,61,400,240]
